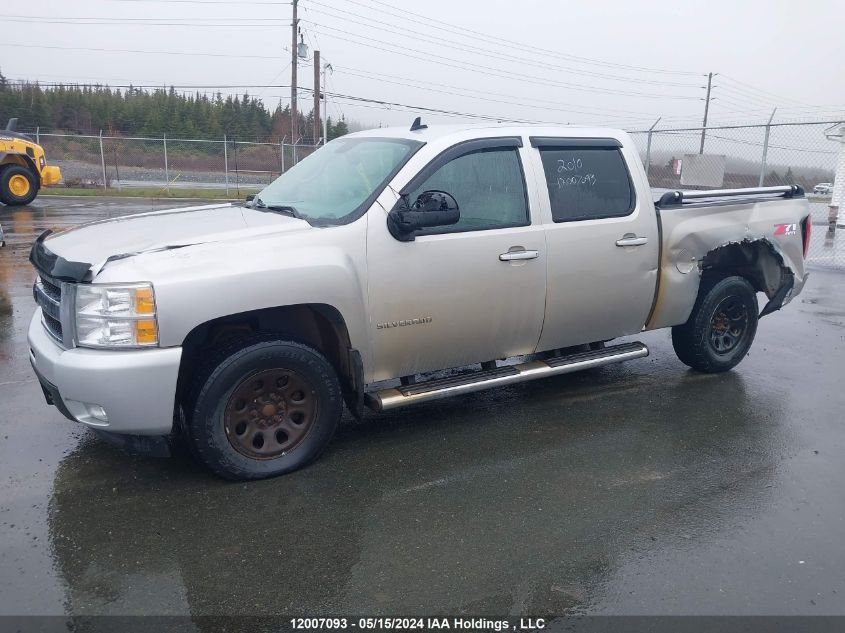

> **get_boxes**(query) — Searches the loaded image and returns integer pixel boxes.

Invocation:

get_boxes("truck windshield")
[254,137,423,226]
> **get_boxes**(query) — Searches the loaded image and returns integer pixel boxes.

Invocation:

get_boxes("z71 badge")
[774,223,797,236]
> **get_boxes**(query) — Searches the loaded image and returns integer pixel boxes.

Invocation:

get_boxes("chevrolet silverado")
[28,122,811,479]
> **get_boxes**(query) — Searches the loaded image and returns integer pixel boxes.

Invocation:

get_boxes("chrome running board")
[367,341,649,412]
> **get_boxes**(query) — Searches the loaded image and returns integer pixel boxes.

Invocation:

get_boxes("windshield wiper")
[252,198,302,219]
[265,205,302,219]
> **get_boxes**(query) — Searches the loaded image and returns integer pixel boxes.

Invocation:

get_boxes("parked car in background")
[813,183,833,195]
[28,123,811,480]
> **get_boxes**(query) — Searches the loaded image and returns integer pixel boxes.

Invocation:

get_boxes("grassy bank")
[40,186,260,200]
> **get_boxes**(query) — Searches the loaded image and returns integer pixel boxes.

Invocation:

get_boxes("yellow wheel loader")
[0,118,62,206]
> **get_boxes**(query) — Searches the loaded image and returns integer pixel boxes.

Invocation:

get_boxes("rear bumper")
[788,270,809,305]
[28,309,182,435]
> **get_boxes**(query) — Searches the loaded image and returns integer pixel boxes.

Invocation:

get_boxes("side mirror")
[387,190,460,241]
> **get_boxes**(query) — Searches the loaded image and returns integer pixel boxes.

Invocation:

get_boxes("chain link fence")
[34,131,319,195]
[628,120,845,269]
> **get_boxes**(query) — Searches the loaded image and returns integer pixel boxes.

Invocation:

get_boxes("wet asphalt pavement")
[1,196,844,618]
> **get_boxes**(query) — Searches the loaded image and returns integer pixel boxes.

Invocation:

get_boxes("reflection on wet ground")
[1,196,844,618]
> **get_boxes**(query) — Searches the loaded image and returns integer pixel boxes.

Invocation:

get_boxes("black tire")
[187,338,342,480]
[671,275,759,373]
[0,164,39,206]
[0,165,9,205]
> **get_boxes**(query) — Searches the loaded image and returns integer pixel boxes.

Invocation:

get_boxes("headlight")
[74,283,159,348]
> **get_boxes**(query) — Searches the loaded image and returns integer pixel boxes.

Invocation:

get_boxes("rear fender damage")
[700,237,795,317]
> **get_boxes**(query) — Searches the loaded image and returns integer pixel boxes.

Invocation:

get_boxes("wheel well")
[0,153,39,177]
[175,304,359,414]
[700,239,790,299]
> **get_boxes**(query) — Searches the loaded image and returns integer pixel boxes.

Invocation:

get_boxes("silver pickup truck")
[28,123,811,479]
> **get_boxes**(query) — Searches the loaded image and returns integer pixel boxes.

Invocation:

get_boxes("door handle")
[499,249,539,261]
[615,235,648,247]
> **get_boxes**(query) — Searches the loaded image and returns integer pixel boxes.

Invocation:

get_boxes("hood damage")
[30,229,211,283]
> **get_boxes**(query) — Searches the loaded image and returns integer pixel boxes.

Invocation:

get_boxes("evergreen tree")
[329,116,349,140]
[784,167,796,184]
[0,77,317,141]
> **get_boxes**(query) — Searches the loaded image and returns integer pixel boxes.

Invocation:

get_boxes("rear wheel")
[0,164,39,206]
[671,275,758,373]
[187,338,343,480]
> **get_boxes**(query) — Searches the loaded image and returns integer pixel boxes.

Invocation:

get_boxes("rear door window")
[537,146,635,222]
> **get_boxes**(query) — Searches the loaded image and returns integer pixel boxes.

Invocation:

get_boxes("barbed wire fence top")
[29,120,845,268]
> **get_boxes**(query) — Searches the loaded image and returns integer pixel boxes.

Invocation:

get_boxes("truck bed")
[646,185,810,330]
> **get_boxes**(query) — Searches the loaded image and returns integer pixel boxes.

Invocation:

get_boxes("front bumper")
[28,309,182,435]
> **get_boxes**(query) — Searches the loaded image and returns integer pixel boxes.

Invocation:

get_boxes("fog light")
[64,400,110,427]
[85,403,109,422]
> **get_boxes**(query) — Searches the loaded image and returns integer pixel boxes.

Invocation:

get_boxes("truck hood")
[31,202,311,281]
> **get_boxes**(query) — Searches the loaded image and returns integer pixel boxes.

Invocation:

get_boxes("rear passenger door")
[529,137,659,351]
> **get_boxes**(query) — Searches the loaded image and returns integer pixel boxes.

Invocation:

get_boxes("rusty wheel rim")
[223,368,318,459]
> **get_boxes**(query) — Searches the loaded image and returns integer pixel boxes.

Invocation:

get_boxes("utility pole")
[322,62,332,145]
[699,72,714,154]
[313,50,320,145]
[290,0,299,152]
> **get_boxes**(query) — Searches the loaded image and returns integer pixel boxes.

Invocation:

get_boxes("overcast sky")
[3,0,845,131]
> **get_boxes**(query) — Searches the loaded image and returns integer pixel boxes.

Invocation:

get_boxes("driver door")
[366,138,547,382]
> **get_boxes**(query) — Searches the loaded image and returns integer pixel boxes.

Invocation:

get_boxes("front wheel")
[671,275,758,373]
[0,165,39,206]
[187,338,343,480]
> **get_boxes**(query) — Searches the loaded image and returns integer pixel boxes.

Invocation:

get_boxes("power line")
[111,0,289,3]
[0,13,284,21]
[695,133,836,155]
[720,74,810,107]
[0,41,280,59]
[715,86,781,108]
[0,14,701,98]
[304,1,702,89]
[332,69,644,126]
[0,16,284,26]
[0,41,692,123]
[303,20,703,100]
[712,95,773,111]
[334,0,701,76]
[332,66,670,121]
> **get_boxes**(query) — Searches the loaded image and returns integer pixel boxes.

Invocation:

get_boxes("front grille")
[34,274,65,345]
[40,275,61,302]
[43,312,63,342]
